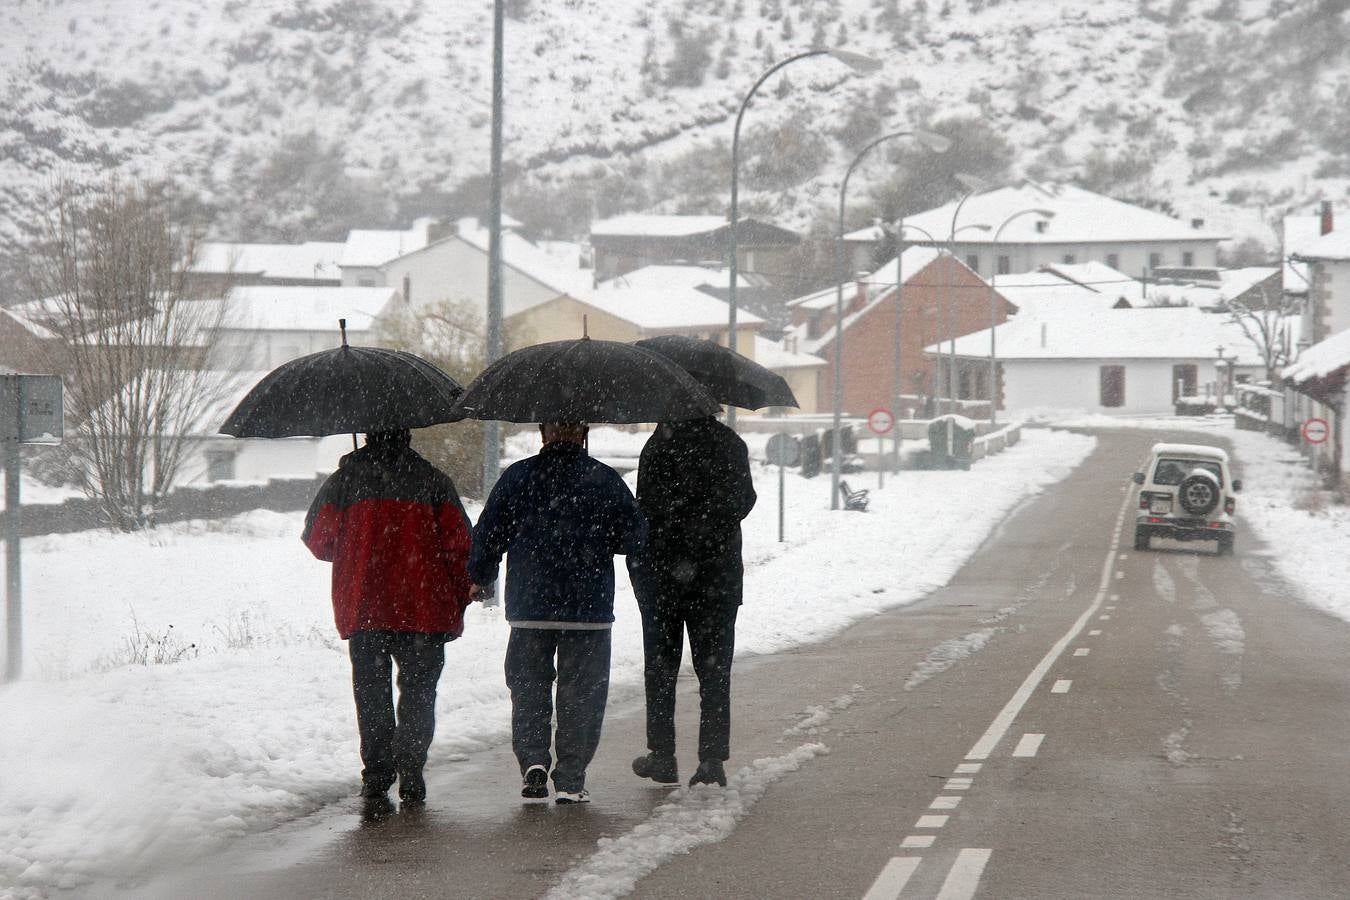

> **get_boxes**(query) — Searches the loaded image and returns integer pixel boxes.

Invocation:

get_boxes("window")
[1172,364,1197,402]
[1182,251,1194,267]
[1099,365,1125,407]
[997,255,1011,275]
[1106,253,1119,270]
[1148,252,1162,270]
[1062,254,1076,265]
[1152,457,1223,487]
[966,254,980,273]
[205,450,236,482]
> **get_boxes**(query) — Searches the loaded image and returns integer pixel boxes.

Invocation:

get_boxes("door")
[1172,364,1197,402]
[1100,365,1125,408]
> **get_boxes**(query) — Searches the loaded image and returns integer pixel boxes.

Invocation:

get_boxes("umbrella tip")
[339,318,348,347]
[583,314,589,339]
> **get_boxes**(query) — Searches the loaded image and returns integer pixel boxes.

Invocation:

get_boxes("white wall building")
[845,181,1226,280]
[211,285,400,370]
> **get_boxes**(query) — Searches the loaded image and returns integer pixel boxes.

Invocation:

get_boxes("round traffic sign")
[765,432,801,466]
[867,407,895,435]
[1302,417,1330,444]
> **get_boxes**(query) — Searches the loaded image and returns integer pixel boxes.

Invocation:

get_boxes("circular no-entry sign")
[766,432,801,466]
[867,407,895,435]
[1302,417,1330,444]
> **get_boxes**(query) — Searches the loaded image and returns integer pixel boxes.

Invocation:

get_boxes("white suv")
[1132,442,1242,556]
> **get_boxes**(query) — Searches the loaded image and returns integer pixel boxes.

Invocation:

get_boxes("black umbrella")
[635,335,798,410]
[454,338,721,424]
[219,343,465,438]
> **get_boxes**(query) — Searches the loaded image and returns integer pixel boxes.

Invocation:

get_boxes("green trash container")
[927,417,951,469]
[950,416,976,471]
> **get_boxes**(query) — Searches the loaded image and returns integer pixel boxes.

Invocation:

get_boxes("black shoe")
[360,794,396,822]
[399,772,426,804]
[632,752,679,785]
[554,789,590,804]
[689,759,727,787]
[360,781,391,800]
[521,764,549,800]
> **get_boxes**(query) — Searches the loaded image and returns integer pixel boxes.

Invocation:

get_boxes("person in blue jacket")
[469,421,646,804]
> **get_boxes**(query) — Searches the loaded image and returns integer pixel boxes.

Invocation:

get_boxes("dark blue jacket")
[469,441,646,624]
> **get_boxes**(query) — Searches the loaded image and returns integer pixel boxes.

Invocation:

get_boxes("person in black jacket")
[469,422,646,804]
[627,415,756,788]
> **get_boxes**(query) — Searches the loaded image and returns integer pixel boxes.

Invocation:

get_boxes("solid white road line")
[1051,679,1072,693]
[1012,733,1045,757]
[901,835,936,849]
[862,856,922,900]
[934,848,994,900]
[1073,648,1090,657]
[916,815,950,828]
[930,795,962,810]
[963,488,1133,761]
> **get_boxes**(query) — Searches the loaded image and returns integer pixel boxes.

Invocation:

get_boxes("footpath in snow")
[0,427,1096,898]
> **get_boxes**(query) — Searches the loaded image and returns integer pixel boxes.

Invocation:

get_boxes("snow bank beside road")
[0,428,1095,898]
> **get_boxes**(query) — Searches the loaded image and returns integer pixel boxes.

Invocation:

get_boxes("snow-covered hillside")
[2,0,1347,251]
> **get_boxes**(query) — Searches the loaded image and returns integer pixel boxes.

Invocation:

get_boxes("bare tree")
[1227,281,1300,383]
[23,177,233,530]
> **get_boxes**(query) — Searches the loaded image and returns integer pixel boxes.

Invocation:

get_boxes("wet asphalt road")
[103,427,1350,899]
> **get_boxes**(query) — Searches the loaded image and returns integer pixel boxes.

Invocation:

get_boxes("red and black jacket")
[303,441,472,639]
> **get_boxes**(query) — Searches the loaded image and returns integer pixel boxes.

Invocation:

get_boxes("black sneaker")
[521,764,549,800]
[632,752,679,785]
[360,781,391,800]
[554,789,590,804]
[689,759,727,787]
[399,772,426,804]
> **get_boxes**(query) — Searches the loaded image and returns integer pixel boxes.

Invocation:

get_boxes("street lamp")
[484,0,506,495]
[726,47,881,430]
[986,207,1055,425]
[830,129,951,509]
[887,219,945,474]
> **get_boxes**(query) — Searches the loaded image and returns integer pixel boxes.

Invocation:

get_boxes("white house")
[211,285,401,370]
[1289,213,1350,345]
[192,241,345,288]
[845,181,1226,279]
[932,306,1268,416]
[1284,328,1350,478]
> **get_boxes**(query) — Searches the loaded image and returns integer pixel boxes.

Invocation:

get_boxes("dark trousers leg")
[505,628,558,775]
[638,604,686,757]
[389,633,446,779]
[551,630,612,793]
[688,605,738,762]
[349,631,397,790]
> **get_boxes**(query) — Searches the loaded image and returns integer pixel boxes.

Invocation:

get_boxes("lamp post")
[726,48,881,431]
[942,217,992,413]
[483,0,506,496]
[986,208,1055,425]
[830,130,950,509]
[890,220,939,474]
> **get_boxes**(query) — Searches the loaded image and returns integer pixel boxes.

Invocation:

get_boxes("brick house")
[785,249,1014,417]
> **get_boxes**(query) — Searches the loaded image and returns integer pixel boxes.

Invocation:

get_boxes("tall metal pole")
[4,392,20,682]
[482,0,505,496]
[726,49,881,433]
[986,208,1054,425]
[892,224,905,474]
[944,190,981,414]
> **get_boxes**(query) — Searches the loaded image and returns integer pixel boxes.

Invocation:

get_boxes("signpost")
[1302,417,1329,445]
[2,375,63,682]
[766,433,800,544]
[867,407,895,489]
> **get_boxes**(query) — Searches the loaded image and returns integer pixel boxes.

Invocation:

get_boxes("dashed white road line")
[1073,647,1090,657]
[1051,679,1072,693]
[953,763,981,775]
[862,856,921,900]
[934,849,994,900]
[930,795,962,810]
[1012,733,1045,757]
[1088,629,1102,636]
[900,835,935,849]
[916,814,950,828]
[945,778,973,791]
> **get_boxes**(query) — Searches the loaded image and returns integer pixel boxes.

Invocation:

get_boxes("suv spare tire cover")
[1178,469,1220,515]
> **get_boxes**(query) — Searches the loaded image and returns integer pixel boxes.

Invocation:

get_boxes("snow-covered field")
[0,428,1097,897]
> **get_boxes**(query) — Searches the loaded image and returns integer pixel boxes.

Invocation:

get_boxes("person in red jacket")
[303,428,473,808]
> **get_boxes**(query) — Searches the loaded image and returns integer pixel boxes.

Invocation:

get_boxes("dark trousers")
[631,554,741,762]
[504,627,611,793]
[349,630,447,790]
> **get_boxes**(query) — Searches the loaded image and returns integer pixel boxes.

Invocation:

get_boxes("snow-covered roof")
[194,242,346,280]
[1284,328,1350,383]
[1146,267,1279,310]
[590,214,727,238]
[788,246,942,312]
[341,219,436,268]
[934,306,1265,365]
[1290,224,1350,263]
[1151,442,1229,462]
[753,335,826,370]
[0,306,59,340]
[1282,215,1321,296]
[597,264,757,293]
[453,220,594,311]
[220,286,398,333]
[901,181,1227,245]
[991,263,1142,316]
[583,275,763,331]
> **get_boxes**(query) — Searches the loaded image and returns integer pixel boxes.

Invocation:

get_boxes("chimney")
[1322,200,1334,236]
[402,275,411,304]
[426,219,456,243]
[1190,218,1205,230]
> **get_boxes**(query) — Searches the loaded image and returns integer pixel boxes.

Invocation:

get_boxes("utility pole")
[483,0,505,497]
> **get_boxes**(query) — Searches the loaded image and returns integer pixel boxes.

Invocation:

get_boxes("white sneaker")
[554,789,590,804]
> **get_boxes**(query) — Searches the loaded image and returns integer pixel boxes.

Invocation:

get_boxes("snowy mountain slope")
[1,0,1347,252]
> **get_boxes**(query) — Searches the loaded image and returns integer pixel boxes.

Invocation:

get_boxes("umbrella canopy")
[636,335,798,410]
[454,338,721,424]
[219,345,466,438]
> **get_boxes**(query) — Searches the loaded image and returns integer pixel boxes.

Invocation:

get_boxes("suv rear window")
[1153,458,1223,487]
